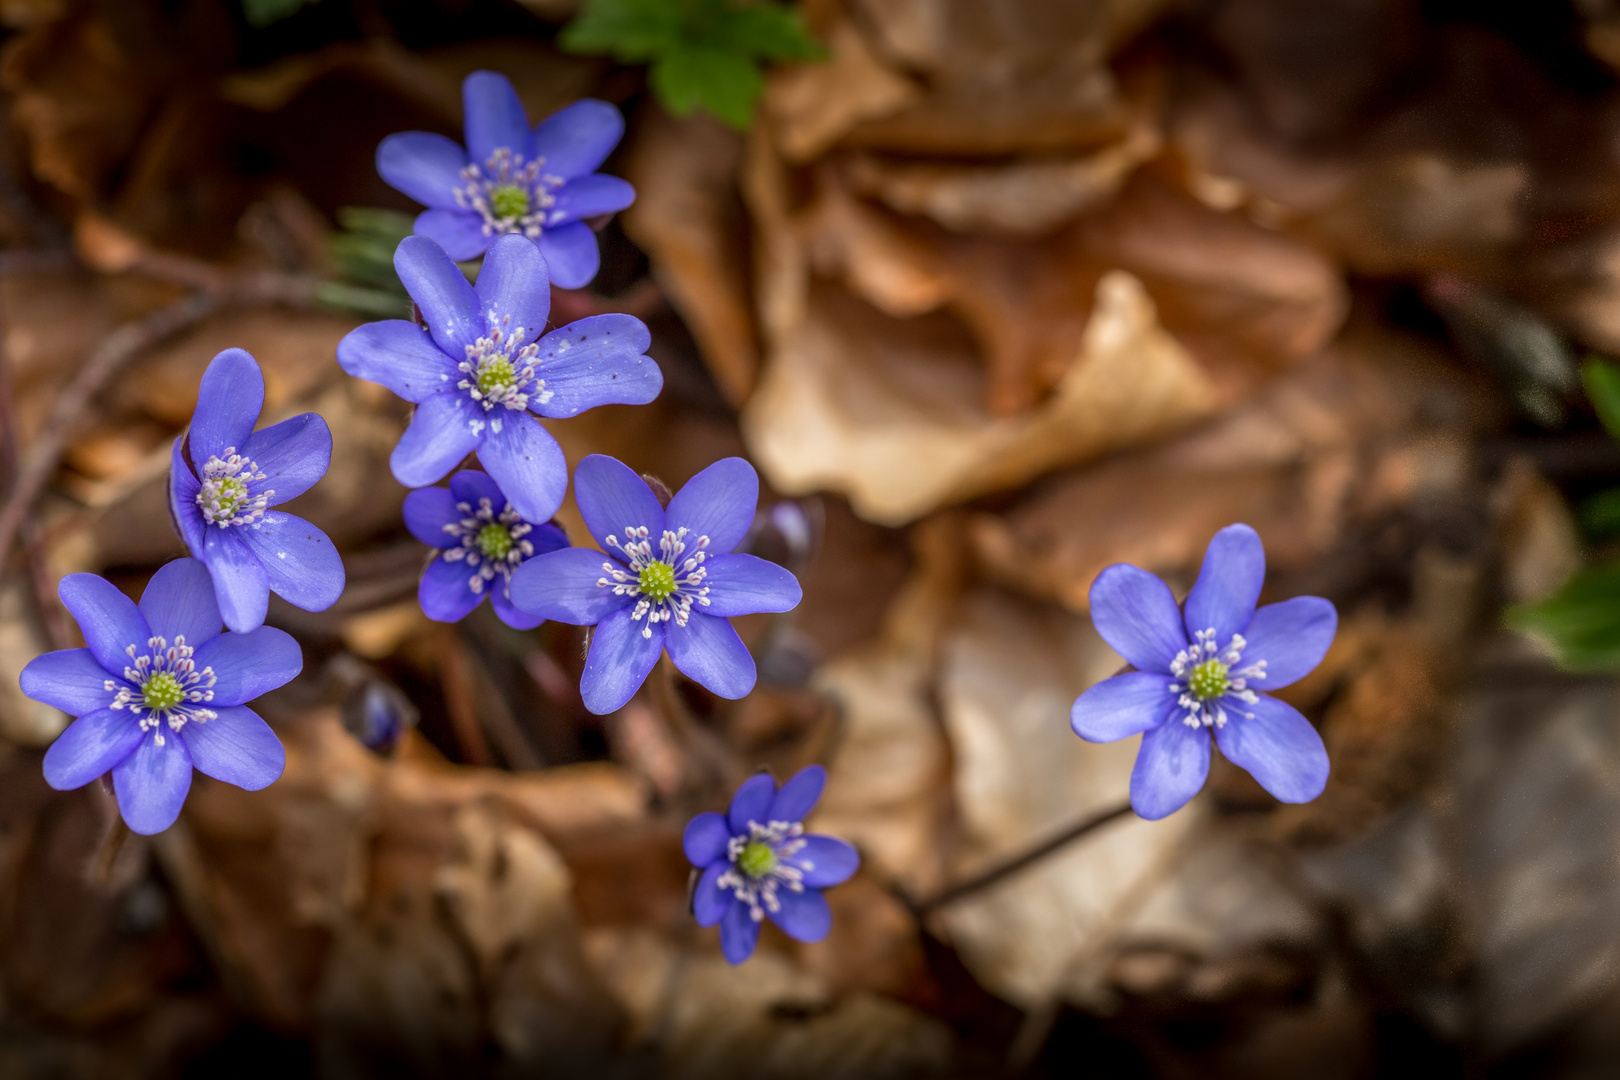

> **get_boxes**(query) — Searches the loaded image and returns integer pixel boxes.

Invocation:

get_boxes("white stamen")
[195,448,272,527]
[596,526,712,638]
[108,634,218,736]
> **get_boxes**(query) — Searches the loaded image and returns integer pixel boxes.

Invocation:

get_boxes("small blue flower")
[684,765,859,965]
[168,348,345,634]
[376,70,634,288]
[509,455,802,715]
[1070,523,1337,820]
[404,469,568,629]
[336,234,662,524]
[20,559,298,835]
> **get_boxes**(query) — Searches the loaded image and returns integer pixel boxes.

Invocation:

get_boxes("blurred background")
[7,0,1620,1076]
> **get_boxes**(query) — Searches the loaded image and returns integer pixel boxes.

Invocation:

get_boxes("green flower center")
[209,476,247,517]
[143,672,185,713]
[476,522,513,560]
[490,183,530,220]
[737,840,777,879]
[476,355,517,396]
[638,561,676,602]
[1187,658,1230,701]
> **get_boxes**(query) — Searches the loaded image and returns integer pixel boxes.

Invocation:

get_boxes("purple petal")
[58,573,149,675]
[235,513,345,614]
[447,469,506,508]
[194,626,302,707]
[336,320,458,404]
[548,175,636,225]
[138,557,222,649]
[665,612,755,700]
[529,522,569,556]
[508,547,631,625]
[530,98,625,179]
[180,705,285,791]
[394,235,482,356]
[728,772,776,832]
[684,811,733,865]
[419,555,484,623]
[201,530,269,635]
[376,131,467,208]
[1070,671,1178,743]
[169,438,206,556]
[21,649,117,716]
[463,70,530,165]
[1241,597,1338,690]
[391,391,485,489]
[701,554,801,617]
[188,348,263,472]
[794,836,859,888]
[1183,523,1265,645]
[404,486,461,548]
[1214,695,1329,805]
[666,458,758,556]
[767,764,825,823]
[1130,720,1211,821]
[1089,564,1187,676]
[768,887,831,943]
[112,731,193,835]
[536,222,599,289]
[719,898,761,964]
[414,208,492,262]
[474,233,550,344]
[532,314,661,418]
[475,410,567,524]
[573,455,666,554]
[242,413,331,507]
[579,606,665,715]
[693,862,731,927]
[43,707,140,789]
[489,582,545,630]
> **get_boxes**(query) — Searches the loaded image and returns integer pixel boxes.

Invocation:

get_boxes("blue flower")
[684,765,859,965]
[20,559,298,835]
[376,70,634,288]
[404,469,568,629]
[1070,524,1337,820]
[509,455,802,715]
[336,234,662,524]
[168,348,345,634]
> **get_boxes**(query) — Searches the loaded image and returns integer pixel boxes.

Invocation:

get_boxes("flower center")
[489,183,530,220]
[737,839,777,879]
[597,525,713,638]
[107,635,218,744]
[717,821,810,923]
[476,521,513,560]
[142,671,185,712]
[453,147,565,240]
[457,324,549,417]
[196,448,272,527]
[1187,658,1229,701]
[441,496,536,595]
[1168,628,1267,729]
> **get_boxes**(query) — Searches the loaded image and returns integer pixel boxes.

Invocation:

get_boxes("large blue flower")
[509,455,802,715]
[404,469,568,629]
[684,765,859,965]
[376,70,634,288]
[20,559,298,835]
[168,348,345,634]
[336,234,662,524]
[1070,524,1337,820]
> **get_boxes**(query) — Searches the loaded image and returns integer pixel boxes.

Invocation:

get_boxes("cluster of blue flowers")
[18,71,1340,967]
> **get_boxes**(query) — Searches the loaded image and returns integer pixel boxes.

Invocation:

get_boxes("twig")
[908,800,1135,914]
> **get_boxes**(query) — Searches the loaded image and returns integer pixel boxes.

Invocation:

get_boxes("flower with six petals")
[1069,523,1336,820]
[21,559,297,835]
[684,765,859,965]
[376,70,634,287]
[509,454,801,714]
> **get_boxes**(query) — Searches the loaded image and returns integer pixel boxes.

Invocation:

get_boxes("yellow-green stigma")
[736,840,777,879]
[476,522,513,560]
[142,672,185,713]
[490,183,530,220]
[209,476,247,516]
[638,561,676,602]
[1187,658,1230,701]
[476,355,517,396]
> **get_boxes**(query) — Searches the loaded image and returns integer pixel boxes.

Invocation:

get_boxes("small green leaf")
[714,4,825,61]
[327,207,415,293]
[1581,487,1620,540]
[1582,355,1620,441]
[651,46,763,129]
[560,0,684,61]
[1509,562,1620,671]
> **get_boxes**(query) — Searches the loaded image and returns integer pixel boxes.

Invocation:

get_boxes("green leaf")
[327,207,415,294]
[651,46,763,129]
[241,0,319,28]
[560,0,685,61]
[714,4,825,61]
[1582,355,1620,441]
[1581,487,1620,540]
[1508,562,1620,671]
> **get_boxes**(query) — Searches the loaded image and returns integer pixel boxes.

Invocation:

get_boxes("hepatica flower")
[169,349,345,634]
[510,455,801,714]
[20,559,297,835]
[336,234,661,524]
[684,765,859,964]
[1070,524,1336,820]
[404,469,567,629]
[376,69,634,288]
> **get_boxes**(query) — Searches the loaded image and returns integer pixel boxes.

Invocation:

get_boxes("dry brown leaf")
[764,20,923,164]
